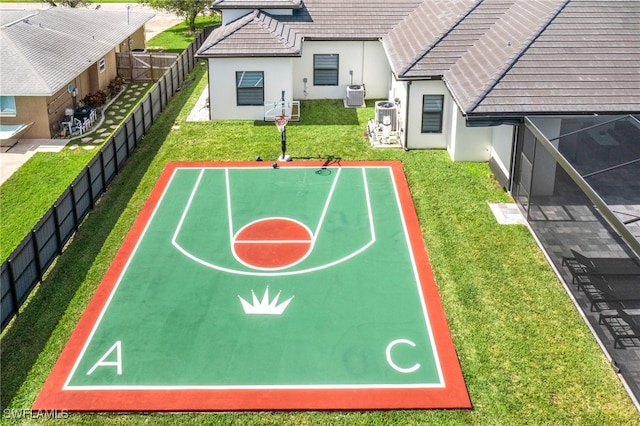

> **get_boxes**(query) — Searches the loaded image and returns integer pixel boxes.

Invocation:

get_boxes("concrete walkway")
[0,3,183,185]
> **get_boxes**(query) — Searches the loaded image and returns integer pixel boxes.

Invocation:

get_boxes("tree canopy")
[43,0,93,7]
[146,0,210,31]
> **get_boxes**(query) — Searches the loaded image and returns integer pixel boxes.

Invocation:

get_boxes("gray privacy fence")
[0,27,215,331]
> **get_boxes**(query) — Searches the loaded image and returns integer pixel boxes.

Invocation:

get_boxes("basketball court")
[33,161,470,411]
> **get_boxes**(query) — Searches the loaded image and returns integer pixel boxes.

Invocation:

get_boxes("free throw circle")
[233,218,313,270]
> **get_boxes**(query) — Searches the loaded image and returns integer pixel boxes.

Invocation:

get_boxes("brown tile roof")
[199,0,423,59]
[443,0,569,113]
[472,0,640,115]
[212,0,303,9]
[384,0,479,78]
[276,0,423,40]
[198,0,640,115]
[198,10,301,57]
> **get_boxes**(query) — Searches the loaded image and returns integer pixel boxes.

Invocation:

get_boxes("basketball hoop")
[274,115,288,133]
[275,115,291,161]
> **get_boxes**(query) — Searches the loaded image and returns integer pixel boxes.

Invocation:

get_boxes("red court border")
[33,161,471,412]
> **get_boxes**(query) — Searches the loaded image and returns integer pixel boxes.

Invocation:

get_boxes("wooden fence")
[0,27,215,331]
[117,51,179,82]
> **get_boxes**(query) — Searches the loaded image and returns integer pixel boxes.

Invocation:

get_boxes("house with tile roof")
[0,7,153,140]
[197,0,640,402]
[196,0,639,177]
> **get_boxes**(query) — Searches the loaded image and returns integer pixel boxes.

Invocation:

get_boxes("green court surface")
[34,161,470,411]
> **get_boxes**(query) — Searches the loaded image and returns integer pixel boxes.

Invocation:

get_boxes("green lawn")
[147,16,220,53]
[0,82,152,261]
[0,14,217,261]
[2,60,639,424]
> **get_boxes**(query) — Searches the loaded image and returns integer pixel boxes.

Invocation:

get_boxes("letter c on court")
[386,339,421,373]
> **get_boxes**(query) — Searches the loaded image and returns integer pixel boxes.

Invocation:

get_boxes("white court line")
[65,165,445,390]
[63,167,182,389]
[388,167,444,387]
[235,240,311,244]
[226,168,341,271]
[65,382,444,391]
[172,167,376,277]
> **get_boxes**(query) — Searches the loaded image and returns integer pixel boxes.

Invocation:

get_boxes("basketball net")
[275,115,288,133]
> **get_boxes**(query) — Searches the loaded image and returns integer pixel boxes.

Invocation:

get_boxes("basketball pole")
[280,124,288,161]
[276,90,291,162]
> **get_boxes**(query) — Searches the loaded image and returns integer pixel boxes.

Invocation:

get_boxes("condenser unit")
[346,84,365,107]
[375,101,397,131]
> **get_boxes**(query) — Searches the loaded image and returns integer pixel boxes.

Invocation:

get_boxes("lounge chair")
[561,255,589,284]
[599,307,640,348]
[570,249,640,275]
[581,274,640,312]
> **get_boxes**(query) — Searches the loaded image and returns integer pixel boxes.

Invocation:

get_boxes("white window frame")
[313,54,339,86]
[236,71,264,106]
[421,95,444,133]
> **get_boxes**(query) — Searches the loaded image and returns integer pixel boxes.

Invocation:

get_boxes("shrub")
[82,89,108,108]
[82,76,126,108]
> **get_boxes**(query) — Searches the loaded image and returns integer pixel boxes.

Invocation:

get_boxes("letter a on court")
[86,341,122,375]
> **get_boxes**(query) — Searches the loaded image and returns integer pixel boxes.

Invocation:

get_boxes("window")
[0,96,16,116]
[99,58,106,73]
[236,71,264,106]
[421,95,444,133]
[313,54,338,86]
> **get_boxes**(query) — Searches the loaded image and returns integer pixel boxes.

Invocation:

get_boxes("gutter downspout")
[404,80,411,150]
[508,125,520,193]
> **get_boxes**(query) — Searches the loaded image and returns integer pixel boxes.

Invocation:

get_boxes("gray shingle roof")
[0,7,153,96]
[0,9,34,27]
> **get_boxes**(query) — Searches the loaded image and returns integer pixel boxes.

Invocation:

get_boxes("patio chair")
[60,120,74,137]
[72,118,84,135]
[569,249,640,275]
[583,273,640,312]
[73,117,90,134]
[561,255,589,284]
[599,306,640,348]
[89,108,97,125]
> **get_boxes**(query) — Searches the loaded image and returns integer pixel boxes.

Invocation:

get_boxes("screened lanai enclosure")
[513,114,640,401]
[518,114,640,261]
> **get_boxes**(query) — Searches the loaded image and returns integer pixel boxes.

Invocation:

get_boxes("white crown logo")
[238,286,293,315]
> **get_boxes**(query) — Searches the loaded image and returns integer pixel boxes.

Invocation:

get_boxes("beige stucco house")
[0,7,153,140]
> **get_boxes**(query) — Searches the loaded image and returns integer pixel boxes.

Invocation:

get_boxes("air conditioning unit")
[346,84,365,107]
[375,100,397,131]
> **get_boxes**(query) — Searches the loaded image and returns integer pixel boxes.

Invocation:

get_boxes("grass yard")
[1,60,639,424]
[147,15,220,53]
[0,83,152,261]
[0,14,216,261]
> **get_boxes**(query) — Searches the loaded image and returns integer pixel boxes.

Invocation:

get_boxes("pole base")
[278,154,292,162]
